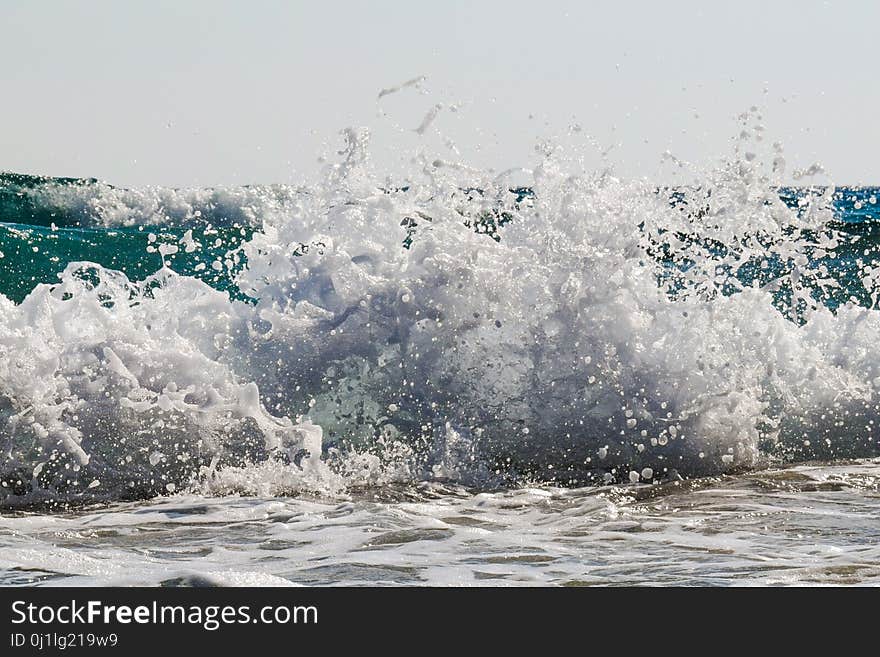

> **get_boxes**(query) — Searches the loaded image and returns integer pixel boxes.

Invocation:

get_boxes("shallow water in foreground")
[2,459,878,586]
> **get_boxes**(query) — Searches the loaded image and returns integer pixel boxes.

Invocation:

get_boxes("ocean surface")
[2,125,880,585]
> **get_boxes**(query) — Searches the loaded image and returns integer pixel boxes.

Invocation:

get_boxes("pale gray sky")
[1,1,877,187]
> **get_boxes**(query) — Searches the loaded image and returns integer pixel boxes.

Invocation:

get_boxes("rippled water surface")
[2,460,878,586]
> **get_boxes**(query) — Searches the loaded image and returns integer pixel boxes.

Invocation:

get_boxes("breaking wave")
[3,114,880,506]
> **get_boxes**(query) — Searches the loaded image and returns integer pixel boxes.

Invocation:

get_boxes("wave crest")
[2,121,880,505]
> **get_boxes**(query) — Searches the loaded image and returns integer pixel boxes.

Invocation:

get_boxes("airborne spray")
[1,108,880,507]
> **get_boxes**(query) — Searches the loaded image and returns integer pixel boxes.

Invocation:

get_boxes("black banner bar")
[0,586,872,652]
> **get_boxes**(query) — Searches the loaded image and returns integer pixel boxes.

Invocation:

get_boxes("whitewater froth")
[2,120,880,505]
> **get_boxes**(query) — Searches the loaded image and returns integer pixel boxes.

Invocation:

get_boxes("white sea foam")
[15,178,296,228]
[2,113,879,505]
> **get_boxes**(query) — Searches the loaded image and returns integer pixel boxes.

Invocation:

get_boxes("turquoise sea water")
[0,172,254,303]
